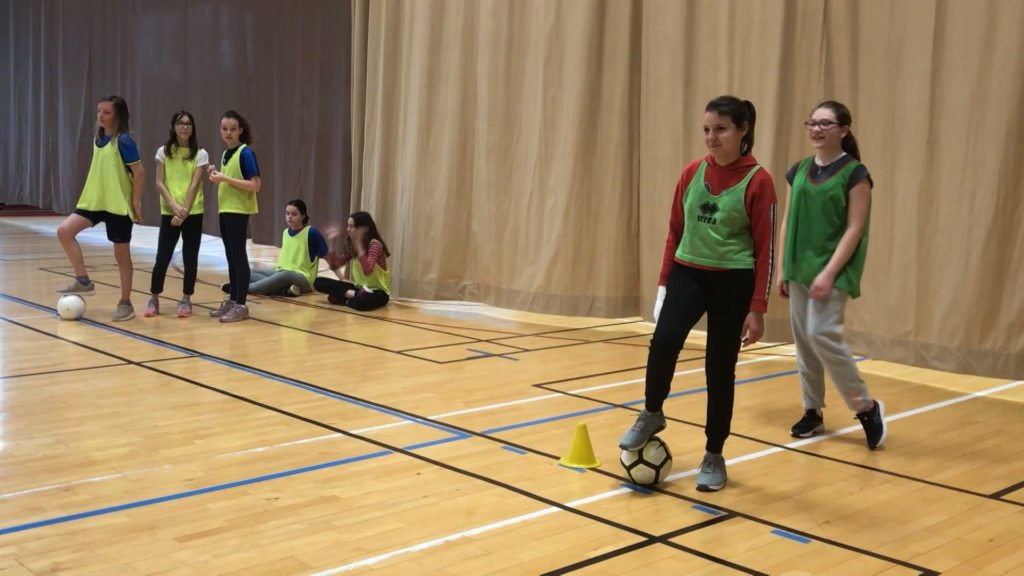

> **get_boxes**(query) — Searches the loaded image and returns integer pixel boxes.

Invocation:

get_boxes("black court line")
[991,479,1024,499]
[3,302,937,574]
[272,295,654,358]
[51,266,649,365]
[138,355,202,365]
[399,330,644,354]
[150,264,651,355]
[264,294,500,343]
[1,315,763,575]
[398,320,648,353]
[41,267,449,365]
[536,384,1024,509]
[2,255,112,262]
[272,293,646,342]
[0,362,128,380]
[524,342,786,390]
[540,514,764,575]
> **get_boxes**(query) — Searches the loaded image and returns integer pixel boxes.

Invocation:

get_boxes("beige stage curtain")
[354,0,1022,378]
[351,0,643,317]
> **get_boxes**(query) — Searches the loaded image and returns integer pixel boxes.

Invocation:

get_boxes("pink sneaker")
[143,296,160,317]
[177,298,193,318]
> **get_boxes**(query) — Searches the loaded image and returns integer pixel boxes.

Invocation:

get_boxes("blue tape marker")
[770,529,812,544]
[502,445,528,455]
[621,482,654,495]
[691,504,724,516]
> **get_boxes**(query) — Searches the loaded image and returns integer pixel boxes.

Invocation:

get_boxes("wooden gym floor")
[0,216,1021,575]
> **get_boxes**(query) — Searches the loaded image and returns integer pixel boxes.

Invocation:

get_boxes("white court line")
[3,354,790,497]
[221,354,788,458]
[308,379,1024,575]
[0,465,172,499]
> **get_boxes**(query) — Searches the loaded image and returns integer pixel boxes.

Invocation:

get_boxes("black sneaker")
[856,400,887,450]
[790,409,824,438]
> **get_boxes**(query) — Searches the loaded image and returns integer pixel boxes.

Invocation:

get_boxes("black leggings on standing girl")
[645,262,754,454]
[220,213,250,306]
[151,215,203,295]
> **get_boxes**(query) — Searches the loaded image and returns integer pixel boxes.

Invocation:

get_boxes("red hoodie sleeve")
[659,162,700,286]
[745,169,778,313]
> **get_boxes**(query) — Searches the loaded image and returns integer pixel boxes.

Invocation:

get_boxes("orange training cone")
[559,422,601,469]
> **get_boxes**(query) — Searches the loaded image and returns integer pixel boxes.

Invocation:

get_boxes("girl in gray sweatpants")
[777,100,886,450]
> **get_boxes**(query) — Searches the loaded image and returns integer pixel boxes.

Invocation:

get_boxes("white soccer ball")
[620,436,674,486]
[57,294,87,320]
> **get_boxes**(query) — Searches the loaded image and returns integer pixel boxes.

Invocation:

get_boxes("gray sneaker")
[112,301,135,322]
[219,304,249,323]
[210,300,235,317]
[286,284,301,297]
[618,409,667,450]
[57,280,95,295]
[696,452,727,492]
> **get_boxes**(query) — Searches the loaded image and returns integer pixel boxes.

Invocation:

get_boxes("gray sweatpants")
[247,269,312,295]
[789,282,873,413]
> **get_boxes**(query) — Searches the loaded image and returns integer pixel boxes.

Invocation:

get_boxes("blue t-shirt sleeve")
[117,134,141,164]
[239,147,261,180]
[307,226,329,261]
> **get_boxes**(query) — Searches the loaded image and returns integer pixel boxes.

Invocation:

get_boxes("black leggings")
[645,262,754,454]
[219,213,250,305]
[151,214,203,295]
[313,278,390,311]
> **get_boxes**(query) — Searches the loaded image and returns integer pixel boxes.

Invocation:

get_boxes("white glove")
[652,285,667,322]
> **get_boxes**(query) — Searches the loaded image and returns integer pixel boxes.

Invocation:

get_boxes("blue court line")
[771,529,813,544]
[502,445,528,455]
[481,367,811,434]
[691,504,725,516]
[0,360,802,537]
[559,464,587,473]
[0,449,392,536]
[0,294,464,439]
[0,293,816,537]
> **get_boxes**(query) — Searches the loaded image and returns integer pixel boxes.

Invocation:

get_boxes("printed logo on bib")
[698,200,719,225]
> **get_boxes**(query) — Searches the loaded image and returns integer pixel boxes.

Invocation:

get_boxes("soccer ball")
[620,436,673,486]
[57,294,87,320]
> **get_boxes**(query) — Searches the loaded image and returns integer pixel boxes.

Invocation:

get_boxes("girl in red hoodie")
[619,95,777,492]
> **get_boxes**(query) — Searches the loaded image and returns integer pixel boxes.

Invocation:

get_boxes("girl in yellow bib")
[145,111,208,318]
[56,95,146,322]
[243,199,328,295]
[207,110,261,323]
[316,211,391,311]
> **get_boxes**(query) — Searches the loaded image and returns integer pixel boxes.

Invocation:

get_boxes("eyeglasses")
[804,120,840,130]
[175,121,193,127]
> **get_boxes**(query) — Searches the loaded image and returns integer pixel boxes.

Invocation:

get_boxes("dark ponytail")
[814,100,861,161]
[706,95,757,155]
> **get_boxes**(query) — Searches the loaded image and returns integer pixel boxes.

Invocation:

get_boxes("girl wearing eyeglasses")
[145,111,208,318]
[776,100,886,450]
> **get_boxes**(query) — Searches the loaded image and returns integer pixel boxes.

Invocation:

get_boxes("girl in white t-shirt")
[145,110,208,318]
